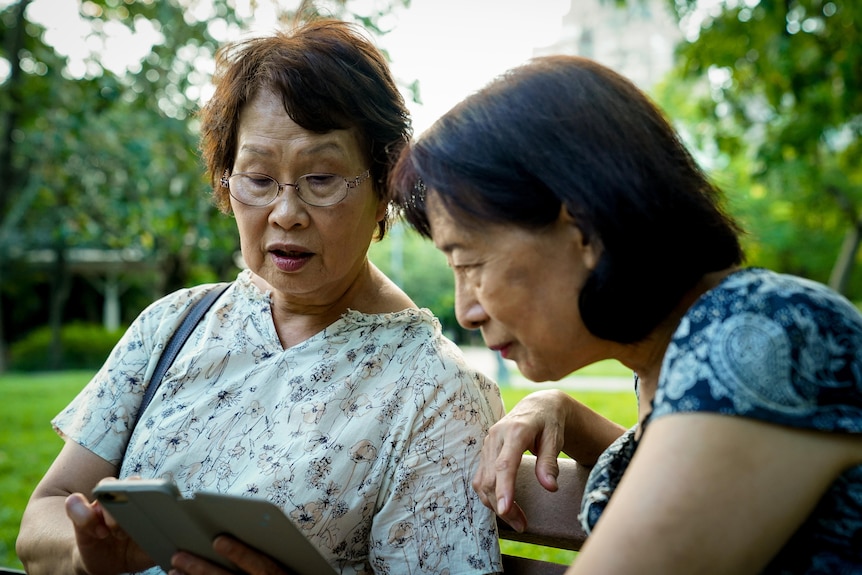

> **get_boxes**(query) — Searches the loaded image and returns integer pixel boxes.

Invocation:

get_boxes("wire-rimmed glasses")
[221,170,371,207]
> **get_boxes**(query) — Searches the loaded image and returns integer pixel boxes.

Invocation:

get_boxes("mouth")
[488,343,513,360]
[270,248,312,259]
[269,247,314,271]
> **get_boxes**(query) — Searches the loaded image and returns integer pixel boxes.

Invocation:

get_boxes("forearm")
[558,391,627,465]
[17,496,88,575]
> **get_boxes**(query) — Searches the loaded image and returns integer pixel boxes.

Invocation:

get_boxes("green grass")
[567,358,633,378]
[0,371,91,570]
[0,369,638,570]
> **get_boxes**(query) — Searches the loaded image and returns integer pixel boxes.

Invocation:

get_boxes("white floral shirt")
[54,270,505,574]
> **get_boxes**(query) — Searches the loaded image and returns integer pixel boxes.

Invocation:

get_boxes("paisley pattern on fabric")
[54,270,505,575]
[580,268,862,573]
[578,426,637,534]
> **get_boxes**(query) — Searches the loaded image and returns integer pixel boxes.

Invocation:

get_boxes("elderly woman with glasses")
[17,19,503,575]
[391,55,862,574]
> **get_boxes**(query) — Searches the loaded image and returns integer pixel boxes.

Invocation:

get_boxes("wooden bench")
[497,455,590,574]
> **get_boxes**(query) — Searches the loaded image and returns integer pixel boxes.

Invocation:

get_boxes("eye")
[243,174,275,190]
[451,262,481,279]
[301,173,340,192]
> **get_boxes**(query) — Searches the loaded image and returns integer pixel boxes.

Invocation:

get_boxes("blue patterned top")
[580,268,862,573]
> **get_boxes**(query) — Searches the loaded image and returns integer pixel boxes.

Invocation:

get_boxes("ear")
[559,204,602,271]
[376,202,388,223]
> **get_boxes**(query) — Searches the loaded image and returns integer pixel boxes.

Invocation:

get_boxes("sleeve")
[368,337,505,575]
[51,287,204,465]
[652,278,862,435]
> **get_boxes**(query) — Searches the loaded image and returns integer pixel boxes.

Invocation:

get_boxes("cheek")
[233,209,267,250]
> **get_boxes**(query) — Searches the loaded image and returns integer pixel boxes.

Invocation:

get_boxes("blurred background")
[0,0,859,372]
[0,0,859,569]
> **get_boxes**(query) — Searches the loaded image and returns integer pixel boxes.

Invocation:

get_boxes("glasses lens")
[296,174,347,207]
[228,174,277,206]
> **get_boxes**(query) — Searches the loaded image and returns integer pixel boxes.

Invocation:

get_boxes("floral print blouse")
[54,270,505,575]
[580,268,862,573]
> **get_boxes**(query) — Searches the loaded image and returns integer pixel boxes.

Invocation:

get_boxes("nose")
[454,281,487,330]
[269,183,309,226]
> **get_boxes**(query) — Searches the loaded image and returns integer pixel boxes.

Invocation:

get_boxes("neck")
[620,267,737,413]
[256,261,416,349]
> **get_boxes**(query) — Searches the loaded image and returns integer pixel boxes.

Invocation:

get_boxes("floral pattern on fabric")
[580,268,862,573]
[54,270,505,575]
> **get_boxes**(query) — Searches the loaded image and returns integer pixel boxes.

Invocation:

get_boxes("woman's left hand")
[473,389,626,533]
[169,535,296,575]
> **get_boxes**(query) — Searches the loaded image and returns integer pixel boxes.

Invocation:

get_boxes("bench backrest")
[497,455,589,574]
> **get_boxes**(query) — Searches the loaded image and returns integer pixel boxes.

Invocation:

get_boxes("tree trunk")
[829,221,862,296]
[48,243,71,370]
[160,251,191,295]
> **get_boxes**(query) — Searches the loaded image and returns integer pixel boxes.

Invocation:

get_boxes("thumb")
[66,493,110,539]
[534,453,560,492]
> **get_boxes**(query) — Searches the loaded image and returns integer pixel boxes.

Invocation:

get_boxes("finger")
[472,431,503,512]
[471,468,493,510]
[171,551,235,575]
[496,501,528,534]
[65,493,110,539]
[528,399,568,492]
[492,441,528,517]
[213,535,290,574]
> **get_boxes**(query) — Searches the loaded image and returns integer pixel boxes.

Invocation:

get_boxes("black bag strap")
[130,282,231,431]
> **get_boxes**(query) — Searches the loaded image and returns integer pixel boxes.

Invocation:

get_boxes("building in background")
[534,0,682,91]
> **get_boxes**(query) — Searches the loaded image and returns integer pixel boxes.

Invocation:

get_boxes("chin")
[519,358,572,383]
[517,362,553,383]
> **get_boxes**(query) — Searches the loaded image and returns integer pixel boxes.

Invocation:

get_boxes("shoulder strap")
[130,282,231,431]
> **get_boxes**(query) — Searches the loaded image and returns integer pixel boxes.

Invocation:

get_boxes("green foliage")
[0,0,415,364]
[0,0,242,315]
[7,322,122,371]
[654,0,862,296]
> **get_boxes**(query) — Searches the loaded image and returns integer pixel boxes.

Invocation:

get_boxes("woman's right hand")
[472,389,574,532]
[65,491,155,575]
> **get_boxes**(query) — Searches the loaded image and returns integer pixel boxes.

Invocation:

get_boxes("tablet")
[93,478,337,575]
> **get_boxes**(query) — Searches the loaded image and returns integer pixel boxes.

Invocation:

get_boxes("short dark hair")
[392,55,744,343]
[199,19,411,239]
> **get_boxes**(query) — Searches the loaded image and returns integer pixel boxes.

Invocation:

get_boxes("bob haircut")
[199,19,411,239]
[391,55,744,344]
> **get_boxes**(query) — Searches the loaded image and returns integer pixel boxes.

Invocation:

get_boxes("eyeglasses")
[221,170,371,207]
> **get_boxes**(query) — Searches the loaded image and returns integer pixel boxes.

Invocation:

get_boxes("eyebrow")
[435,241,461,255]
[237,140,348,158]
[299,141,348,157]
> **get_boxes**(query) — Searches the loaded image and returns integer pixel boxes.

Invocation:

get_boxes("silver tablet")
[93,478,336,575]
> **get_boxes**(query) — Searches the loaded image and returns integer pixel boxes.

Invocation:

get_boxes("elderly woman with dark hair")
[16,20,503,575]
[391,55,862,574]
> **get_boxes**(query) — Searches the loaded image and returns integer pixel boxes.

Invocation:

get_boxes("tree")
[0,0,412,370]
[654,0,862,297]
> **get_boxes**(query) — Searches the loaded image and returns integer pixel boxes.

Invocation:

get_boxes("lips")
[268,245,313,272]
[488,343,512,360]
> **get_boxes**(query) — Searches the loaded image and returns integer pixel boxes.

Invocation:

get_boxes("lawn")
[0,371,91,570]
[0,367,637,570]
